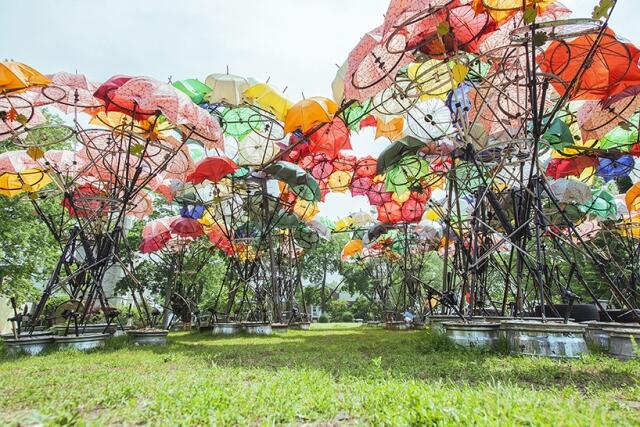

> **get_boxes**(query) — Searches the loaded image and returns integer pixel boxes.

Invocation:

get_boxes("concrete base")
[290,322,311,330]
[365,321,381,327]
[53,333,110,351]
[608,329,640,360]
[243,322,273,335]
[443,322,500,349]
[2,335,55,355]
[502,321,587,358]
[127,330,169,346]
[271,323,289,333]
[211,322,242,335]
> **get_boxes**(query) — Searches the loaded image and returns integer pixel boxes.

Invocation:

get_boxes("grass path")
[1,323,639,426]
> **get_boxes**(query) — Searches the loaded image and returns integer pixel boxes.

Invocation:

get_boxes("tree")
[300,231,348,312]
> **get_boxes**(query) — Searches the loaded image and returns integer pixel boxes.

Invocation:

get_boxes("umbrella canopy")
[143,216,178,239]
[284,97,339,134]
[236,132,279,167]
[204,73,251,106]
[308,116,351,159]
[405,98,453,140]
[342,239,363,259]
[547,179,592,204]
[376,136,424,174]
[0,61,50,93]
[170,217,204,238]
[539,28,640,100]
[173,79,212,104]
[243,83,292,121]
[264,161,321,201]
[367,181,393,206]
[0,169,51,197]
[139,232,172,254]
[384,155,430,195]
[186,156,239,184]
[327,170,352,193]
[400,198,425,223]
[377,201,403,223]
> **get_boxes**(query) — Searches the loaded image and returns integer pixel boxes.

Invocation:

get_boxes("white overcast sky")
[1,0,638,219]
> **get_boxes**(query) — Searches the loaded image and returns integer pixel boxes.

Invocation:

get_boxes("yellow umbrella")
[0,61,50,94]
[243,83,292,121]
[293,199,320,221]
[284,97,338,134]
[334,216,354,232]
[327,170,351,193]
[407,60,459,100]
[331,62,347,105]
[341,239,363,259]
[0,169,51,197]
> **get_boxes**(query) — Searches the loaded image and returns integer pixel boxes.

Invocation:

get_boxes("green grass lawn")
[1,323,639,426]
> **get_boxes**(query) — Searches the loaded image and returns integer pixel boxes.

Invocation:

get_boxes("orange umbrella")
[539,28,640,100]
[377,200,403,223]
[308,116,351,159]
[341,239,363,260]
[284,97,338,134]
[0,61,50,93]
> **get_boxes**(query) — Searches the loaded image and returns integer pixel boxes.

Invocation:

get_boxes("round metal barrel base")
[211,323,242,335]
[444,322,500,349]
[502,321,587,359]
[53,333,110,351]
[3,335,55,355]
[608,329,640,360]
[385,321,412,330]
[127,330,169,346]
[290,322,311,330]
[427,315,464,333]
[243,322,273,335]
[271,323,289,333]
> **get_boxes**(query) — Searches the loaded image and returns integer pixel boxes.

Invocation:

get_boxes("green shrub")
[341,311,354,322]
[419,329,457,353]
[318,313,329,323]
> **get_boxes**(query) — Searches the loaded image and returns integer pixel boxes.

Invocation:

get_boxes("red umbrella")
[401,198,425,223]
[139,231,172,254]
[208,228,234,256]
[333,153,357,172]
[186,156,238,184]
[360,115,377,129]
[170,217,204,238]
[546,156,599,179]
[308,117,351,159]
[377,201,403,223]
[354,156,377,177]
[62,184,107,218]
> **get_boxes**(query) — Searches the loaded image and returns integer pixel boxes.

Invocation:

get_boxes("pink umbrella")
[142,216,179,239]
[350,176,373,197]
[127,191,154,219]
[109,77,223,149]
[366,182,393,206]
[344,26,413,102]
[0,150,39,173]
[36,72,103,114]
[577,95,640,141]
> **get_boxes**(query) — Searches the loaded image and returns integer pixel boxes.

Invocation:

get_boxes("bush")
[341,311,354,322]
[318,313,329,323]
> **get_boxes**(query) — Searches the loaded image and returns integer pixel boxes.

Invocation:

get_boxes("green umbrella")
[274,210,301,228]
[384,155,429,195]
[264,161,321,202]
[543,118,575,151]
[221,107,261,141]
[340,100,372,131]
[173,79,212,104]
[294,225,320,249]
[454,161,485,195]
[376,136,424,175]
[599,114,639,150]
[579,189,617,219]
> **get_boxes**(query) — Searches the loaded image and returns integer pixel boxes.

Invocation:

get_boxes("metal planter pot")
[443,322,501,349]
[127,330,169,346]
[2,335,55,355]
[502,321,588,358]
[53,333,110,351]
